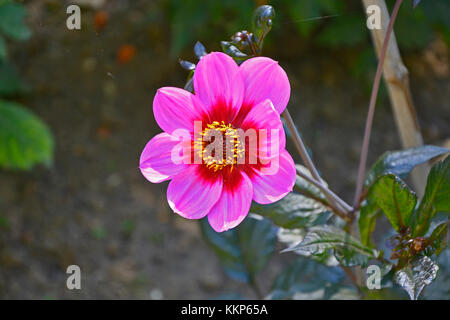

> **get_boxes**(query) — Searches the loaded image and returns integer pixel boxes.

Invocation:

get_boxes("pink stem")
[352,0,404,209]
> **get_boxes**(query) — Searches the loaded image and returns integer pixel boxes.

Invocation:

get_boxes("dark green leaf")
[333,246,370,267]
[194,41,207,59]
[0,100,53,170]
[358,199,381,247]
[423,156,450,211]
[250,192,331,229]
[238,217,277,277]
[0,2,31,41]
[370,174,417,232]
[283,225,378,265]
[269,257,344,300]
[220,41,247,61]
[278,227,337,267]
[276,225,339,267]
[412,156,450,236]
[276,228,304,247]
[427,221,448,257]
[252,5,274,39]
[394,255,439,300]
[200,215,276,283]
[365,145,449,186]
[294,164,329,205]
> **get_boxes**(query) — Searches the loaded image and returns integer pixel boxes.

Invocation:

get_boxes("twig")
[353,0,404,209]
[362,0,428,196]
[342,266,364,298]
[282,109,322,181]
[283,109,352,218]
[296,168,353,218]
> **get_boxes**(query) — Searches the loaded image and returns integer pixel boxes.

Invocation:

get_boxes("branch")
[362,0,428,196]
[282,109,322,180]
[282,109,352,217]
[342,266,364,298]
[353,0,404,209]
[296,168,353,219]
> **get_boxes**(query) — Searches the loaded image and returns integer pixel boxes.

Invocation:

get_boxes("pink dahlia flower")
[140,52,296,232]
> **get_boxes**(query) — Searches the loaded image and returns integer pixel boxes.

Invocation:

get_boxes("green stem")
[296,168,352,221]
[283,109,353,218]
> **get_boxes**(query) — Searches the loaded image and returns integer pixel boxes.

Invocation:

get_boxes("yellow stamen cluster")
[194,121,244,171]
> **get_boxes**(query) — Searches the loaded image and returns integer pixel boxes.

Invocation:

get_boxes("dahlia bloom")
[140,52,296,232]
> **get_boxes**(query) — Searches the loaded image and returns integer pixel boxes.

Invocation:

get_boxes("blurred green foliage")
[0,1,31,41]
[164,0,449,100]
[165,0,450,54]
[0,0,53,170]
[166,0,255,57]
[0,100,53,169]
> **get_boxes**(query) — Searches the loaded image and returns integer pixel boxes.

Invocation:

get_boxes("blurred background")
[0,0,448,299]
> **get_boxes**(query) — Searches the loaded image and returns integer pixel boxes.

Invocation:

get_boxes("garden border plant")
[0,0,54,170]
[142,0,449,300]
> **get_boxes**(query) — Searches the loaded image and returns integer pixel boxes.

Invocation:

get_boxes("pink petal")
[239,57,290,114]
[240,99,286,155]
[167,166,223,219]
[194,52,244,122]
[153,87,208,134]
[139,132,187,183]
[248,149,296,204]
[207,171,253,232]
